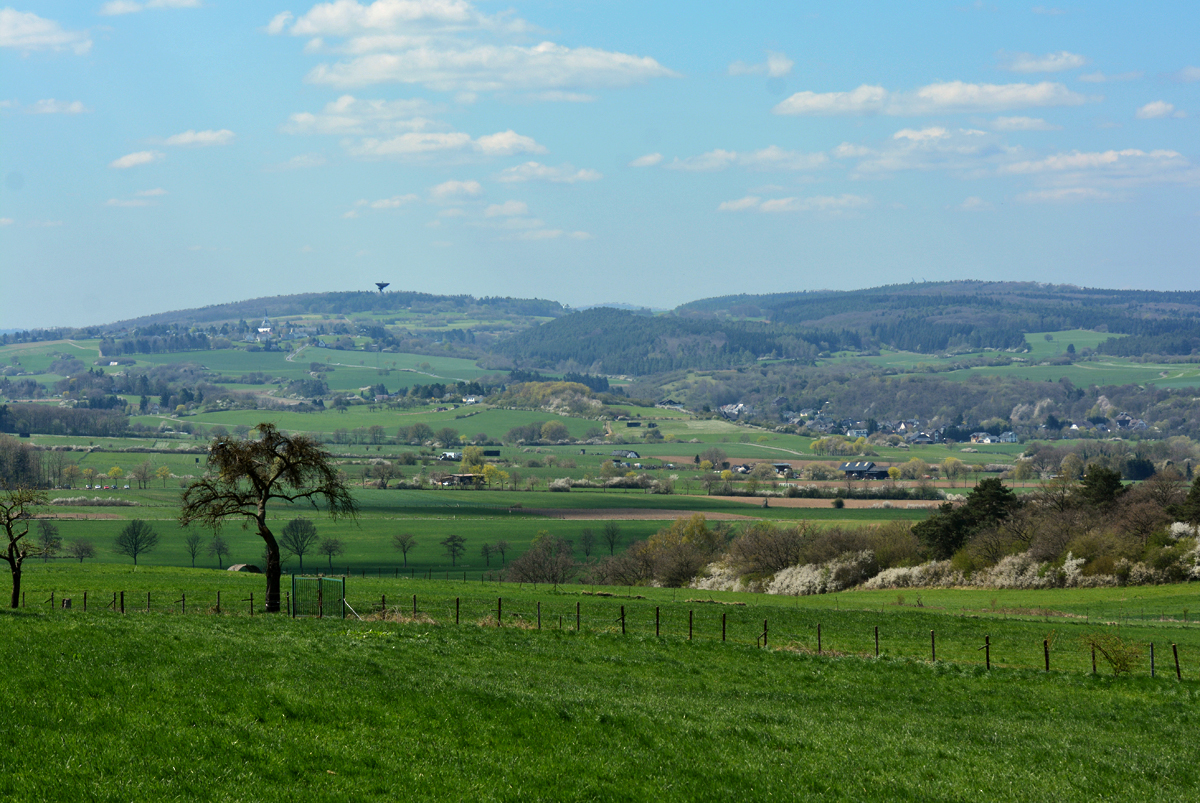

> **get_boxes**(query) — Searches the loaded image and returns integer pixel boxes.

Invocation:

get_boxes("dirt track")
[705,496,940,509]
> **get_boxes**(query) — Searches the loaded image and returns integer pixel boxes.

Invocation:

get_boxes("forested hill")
[102,291,567,330]
[495,307,862,374]
[677,282,1200,355]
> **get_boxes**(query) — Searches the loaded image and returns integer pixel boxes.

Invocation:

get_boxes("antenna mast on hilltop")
[375,282,390,294]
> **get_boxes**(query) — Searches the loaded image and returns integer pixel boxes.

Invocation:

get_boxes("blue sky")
[2,1,1198,330]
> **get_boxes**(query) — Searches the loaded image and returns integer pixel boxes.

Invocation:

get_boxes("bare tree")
[179,423,357,613]
[392,532,417,567]
[440,534,466,566]
[505,532,577,585]
[480,542,494,567]
[318,536,344,571]
[602,522,622,555]
[36,520,61,562]
[208,533,230,569]
[279,518,320,572]
[113,519,159,566]
[1,487,46,608]
[65,539,95,563]
[494,539,510,565]
[579,528,596,558]
[183,531,204,568]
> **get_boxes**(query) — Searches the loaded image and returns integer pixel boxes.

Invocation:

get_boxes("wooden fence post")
[120,591,124,615]
[985,635,991,670]
[147,591,151,613]
[722,612,726,643]
[216,590,221,614]
[1150,643,1155,678]
[497,597,502,627]
[655,606,660,637]
[412,594,417,616]
[181,592,186,615]
[1092,645,1097,674]
[83,591,87,612]
[931,630,936,662]
[689,610,693,641]
[1044,639,1050,672]
[538,601,542,630]
[381,594,386,613]
[620,605,625,635]
[874,626,879,658]
[762,619,768,649]
[576,601,580,632]
[456,597,460,625]
[817,623,821,655]
[1173,643,1181,680]
[249,593,254,616]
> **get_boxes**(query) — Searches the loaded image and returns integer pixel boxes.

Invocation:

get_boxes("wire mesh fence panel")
[292,576,344,618]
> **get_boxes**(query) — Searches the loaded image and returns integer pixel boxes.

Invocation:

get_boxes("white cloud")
[1001,148,1198,189]
[774,81,1087,116]
[282,94,438,135]
[668,146,826,172]
[904,81,1086,114]
[485,200,528,217]
[279,0,496,36]
[832,143,873,158]
[1017,187,1114,203]
[101,0,202,13]
[348,128,543,158]
[728,51,793,78]
[629,152,662,167]
[1136,101,1185,119]
[369,193,419,208]
[1079,71,1143,84]
[526,90,595,102]
[273,153,328,170]
[1031,6,1065,14]
[892,127,949,141]
[998,50,1087,73]
[105,198,152,207]
[109,150,164,169]
[0,8,92,54]
[959,196,993,211]
[266,11,294,34]
[0,218,13,226]
[430,179,482,199]
[438,207,467,217]
[773,84,887,115]
[474,129,546,155]
[305,41,677,92]
[496,161,602,183]
[720,194,871,213]
[136,188,167,196]
[28,99,88,114]
[165,129,235,146]
[990,116,1060,131]
[717,196,761,211]
[1173,66,1200,83]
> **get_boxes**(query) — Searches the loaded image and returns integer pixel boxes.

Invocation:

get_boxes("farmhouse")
[611,449,640,459]
[440,451,462,461]
[838,461,891,480]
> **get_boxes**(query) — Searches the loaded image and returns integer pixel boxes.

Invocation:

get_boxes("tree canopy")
[179,423,357,613]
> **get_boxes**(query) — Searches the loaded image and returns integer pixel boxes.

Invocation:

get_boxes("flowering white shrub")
[862,561,964,589]
[689,561,748,592]
[1169,522,1199,540]
[50,496,139,507]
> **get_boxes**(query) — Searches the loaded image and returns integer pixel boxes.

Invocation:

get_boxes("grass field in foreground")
[2,583,1199,802]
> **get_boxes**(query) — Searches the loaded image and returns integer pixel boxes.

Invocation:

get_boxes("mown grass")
[2,572,1199,802]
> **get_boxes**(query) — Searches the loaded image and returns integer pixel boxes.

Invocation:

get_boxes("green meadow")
[4,564,1200,802]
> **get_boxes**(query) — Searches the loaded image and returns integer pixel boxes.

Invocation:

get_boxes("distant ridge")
[100,290,567,331]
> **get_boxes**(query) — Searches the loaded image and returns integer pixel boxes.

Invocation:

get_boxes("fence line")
[14,585,1197,681]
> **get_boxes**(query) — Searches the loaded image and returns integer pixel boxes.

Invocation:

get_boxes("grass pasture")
[3,565,1200,802]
